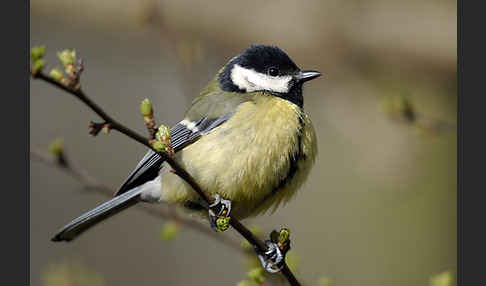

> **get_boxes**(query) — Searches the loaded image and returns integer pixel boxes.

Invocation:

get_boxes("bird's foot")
[256,228,291,273]
[208,194,232,232]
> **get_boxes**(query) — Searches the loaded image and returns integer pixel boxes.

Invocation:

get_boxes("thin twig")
[30,148,241,250]
[31,71,300,285]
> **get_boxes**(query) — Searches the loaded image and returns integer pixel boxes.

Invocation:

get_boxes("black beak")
[296,70,321,83]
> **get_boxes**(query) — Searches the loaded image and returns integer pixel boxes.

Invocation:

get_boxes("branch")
[30,148,241,251]
[31,61,300,284]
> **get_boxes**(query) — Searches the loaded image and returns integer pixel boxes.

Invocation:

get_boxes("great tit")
[52,45,321,248]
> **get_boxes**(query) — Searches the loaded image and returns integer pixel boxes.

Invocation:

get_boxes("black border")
[457,0,463,284]
[460,0,486,285]
[3,0,29,285]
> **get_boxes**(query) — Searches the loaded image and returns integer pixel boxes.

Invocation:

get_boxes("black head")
[218,45,321,108]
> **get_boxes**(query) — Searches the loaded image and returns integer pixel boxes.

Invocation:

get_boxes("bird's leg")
[208,194,232,232]
[255,228,291,273]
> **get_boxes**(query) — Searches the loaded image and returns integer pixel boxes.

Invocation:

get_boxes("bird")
[51,44,321,272]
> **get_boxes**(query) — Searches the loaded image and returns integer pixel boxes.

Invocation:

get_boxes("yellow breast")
[162,95,318,219]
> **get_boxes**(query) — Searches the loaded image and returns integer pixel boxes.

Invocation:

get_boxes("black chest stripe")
[275,129,304,192]
[275,117,305,193]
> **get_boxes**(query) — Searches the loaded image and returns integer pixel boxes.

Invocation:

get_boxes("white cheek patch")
[231,64,292,93]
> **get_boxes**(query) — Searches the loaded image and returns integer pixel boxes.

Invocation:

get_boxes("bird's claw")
[257,240,285,273]
[208,194,232,232]
[255,228,291,274]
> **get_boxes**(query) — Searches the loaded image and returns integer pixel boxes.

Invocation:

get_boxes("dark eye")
[268,67,279,77]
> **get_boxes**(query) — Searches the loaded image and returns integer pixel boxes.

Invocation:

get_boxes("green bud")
[32,59,45,73]
[317,276,335,286]
[247,267,265,285]
[102,124,110,134]
[236,280,252,286]
[48,138,64,157]
[49,68,64,82]
[31,45,46,60]
[65,63,75,75]
[152,141,167,152]
[140,99,153,116]
[160,222,179,241]
[278,228,290,244]
[215,216,231,232]
[155,125,171,142]
[57,49,76,66]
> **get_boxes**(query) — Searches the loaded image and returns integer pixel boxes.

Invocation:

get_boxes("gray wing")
[114,113,232,196]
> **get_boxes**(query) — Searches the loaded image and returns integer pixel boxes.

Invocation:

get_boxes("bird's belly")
[161,99,317,219]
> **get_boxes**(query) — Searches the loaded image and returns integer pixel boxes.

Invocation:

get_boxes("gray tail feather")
[51,186,143,242]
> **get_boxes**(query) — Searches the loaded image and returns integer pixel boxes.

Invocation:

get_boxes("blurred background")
[30,0,457,285]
